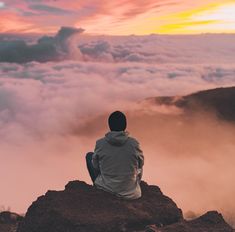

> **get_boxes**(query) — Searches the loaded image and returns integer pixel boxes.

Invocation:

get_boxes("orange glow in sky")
[0,0,234,35]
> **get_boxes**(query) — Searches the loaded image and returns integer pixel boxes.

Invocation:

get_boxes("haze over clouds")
[0,31,235,226]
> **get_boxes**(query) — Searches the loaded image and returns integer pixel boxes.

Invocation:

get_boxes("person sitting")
[86,111,144,199]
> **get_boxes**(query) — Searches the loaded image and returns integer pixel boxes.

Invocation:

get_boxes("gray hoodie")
[92,131,144,199]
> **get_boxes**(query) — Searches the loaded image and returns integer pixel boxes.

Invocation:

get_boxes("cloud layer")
[1,30,235,65]
[0,33,235,226]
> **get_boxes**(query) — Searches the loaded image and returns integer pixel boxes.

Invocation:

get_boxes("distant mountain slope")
[150,87,235,121]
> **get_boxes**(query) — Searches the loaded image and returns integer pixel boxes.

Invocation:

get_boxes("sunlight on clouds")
[0,1,235,34]
[192,3,235,22]
[156,3,221,34]
[189,3,235,32]
[73,1,235,35]
[151,2,235,34]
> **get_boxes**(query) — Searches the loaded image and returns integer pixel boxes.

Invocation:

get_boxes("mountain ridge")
[147,86,235,122]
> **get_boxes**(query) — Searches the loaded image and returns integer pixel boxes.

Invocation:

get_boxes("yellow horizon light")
[1,1,235,35]
[157,2,235,34]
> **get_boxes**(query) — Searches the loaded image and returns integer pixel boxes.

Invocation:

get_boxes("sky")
[0,0,235,228]
[0,0,235,34]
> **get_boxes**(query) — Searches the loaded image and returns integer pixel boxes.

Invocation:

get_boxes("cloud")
[0,60,234,142]
[25,0,43,2]
[118,0,175,20]
[0,32,235,226]
[1,27,235,65]
[0,31,235,143]
[28,4,74,15]
[0,27,84,63]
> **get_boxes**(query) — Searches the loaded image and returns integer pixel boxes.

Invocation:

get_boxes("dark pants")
[86,152,100,183]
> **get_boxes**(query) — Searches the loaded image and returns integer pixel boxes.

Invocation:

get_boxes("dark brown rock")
[0,211,23,232]
[0,224,17,232]
[154,211,234,232]
[17,180,183,232]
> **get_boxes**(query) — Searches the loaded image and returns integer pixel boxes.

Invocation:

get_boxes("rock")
[17,181,234,232]
[0,211,23,224]
[0,211,23,232]
[0,224,16,232]
[17,180,183,232]
[155,211,234,232]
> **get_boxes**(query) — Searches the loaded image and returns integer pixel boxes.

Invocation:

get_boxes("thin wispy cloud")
[28,4,74,15]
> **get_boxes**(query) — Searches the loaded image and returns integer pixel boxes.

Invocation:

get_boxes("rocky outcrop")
[17,180,234,232]
[17,180,183,232]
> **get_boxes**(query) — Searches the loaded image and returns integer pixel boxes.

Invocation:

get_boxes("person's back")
[86,111,144,199]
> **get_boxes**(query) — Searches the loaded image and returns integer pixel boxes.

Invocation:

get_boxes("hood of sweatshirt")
[105,131,129,146]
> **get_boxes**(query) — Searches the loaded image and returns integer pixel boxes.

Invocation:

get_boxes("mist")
[68,106,235,226]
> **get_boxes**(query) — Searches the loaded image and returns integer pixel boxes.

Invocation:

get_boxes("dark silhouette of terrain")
[150,86,235,122]
[16,180,234,232]
[17,181,183,232]
[0,211,23,232]
[156,211,233,232]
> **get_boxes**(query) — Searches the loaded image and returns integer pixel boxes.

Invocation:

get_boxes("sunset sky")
[0,0,235,34]
[1,0,235,224]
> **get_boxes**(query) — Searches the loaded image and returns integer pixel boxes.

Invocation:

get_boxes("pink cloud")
[0,0,226,34]
[0,33,235,226]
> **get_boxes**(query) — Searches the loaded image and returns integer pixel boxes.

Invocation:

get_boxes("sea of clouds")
[0,28,235,225]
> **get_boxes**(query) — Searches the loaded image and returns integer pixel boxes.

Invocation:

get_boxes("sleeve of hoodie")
[92,140,101,170]
[132,138,144,180]
[134,138,144,168]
